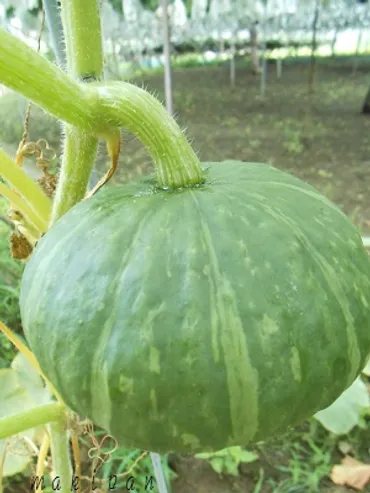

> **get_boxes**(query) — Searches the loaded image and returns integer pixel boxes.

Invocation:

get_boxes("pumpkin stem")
[0,22,204,192]
[94,82,205,189]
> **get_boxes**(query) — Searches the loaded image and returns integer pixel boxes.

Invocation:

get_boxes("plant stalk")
[0,29,203,191]
[48,417,72,493]
[96,82,204,188]
[0,403,64,440]
[0,29,96,131]
[50,0,104,223]
[35,431,51,491]
[50,127,99,224]
[60,0,103,81]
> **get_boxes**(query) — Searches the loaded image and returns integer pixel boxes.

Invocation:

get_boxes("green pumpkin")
[20,161,370,453]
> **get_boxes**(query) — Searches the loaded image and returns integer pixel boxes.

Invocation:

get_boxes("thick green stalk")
[0,29,95,131]
[96,82,204,187]
[48,419,72,493]
[61,0,103,80]
[50,127,99,223]
[50,0,103,223]
[0,403,63,440]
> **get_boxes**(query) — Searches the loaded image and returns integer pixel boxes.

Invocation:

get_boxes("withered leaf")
[331,456,370,490]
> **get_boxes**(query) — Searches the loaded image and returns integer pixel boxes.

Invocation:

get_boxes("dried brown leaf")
[331,456,370,490]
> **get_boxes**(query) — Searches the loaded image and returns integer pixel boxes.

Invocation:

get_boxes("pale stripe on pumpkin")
[200,218,259,444]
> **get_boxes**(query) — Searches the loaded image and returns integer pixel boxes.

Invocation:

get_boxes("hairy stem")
[0,30,203,191]
[0,29,96,131]
[50,0,103,222]
[61,0,103,80]
[96,82,203,188]
[0,403,64,440]
[50,127,99,224]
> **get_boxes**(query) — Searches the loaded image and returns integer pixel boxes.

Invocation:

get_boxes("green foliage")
[0,200,21,370]
[114,0,191,15]
[172,53,224,69]
[273,442,332,492]
[108,0,123,15]
[363,358,370,376]
[5,0,44,19]
[88,431,176,491]
[0,198,23,368]
[134,0,158,12]
[261,421,335,493]
[0,352,52,478]
[195,446,258,476]
[28,0,43,18]
[314,376,370,434]
[276,120,304,155]
[0,96,60,367]
[5,6,16,19]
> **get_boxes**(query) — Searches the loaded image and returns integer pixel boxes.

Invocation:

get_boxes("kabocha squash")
[20,160,370,454]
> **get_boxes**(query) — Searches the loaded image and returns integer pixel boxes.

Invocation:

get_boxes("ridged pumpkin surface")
[20,161,370,453]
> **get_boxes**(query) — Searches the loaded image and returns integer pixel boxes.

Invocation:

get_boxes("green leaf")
[314,377,370,435]
[10,352,51,405]
[223,457,239,476]
[195,446,258,478]
[362,358,370,377]
[209,457,224,474]
[231,448,258,464]
[195,451,214,459]
[0,369,37,477]
[0,353,52,477]
[195,447,229,459]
